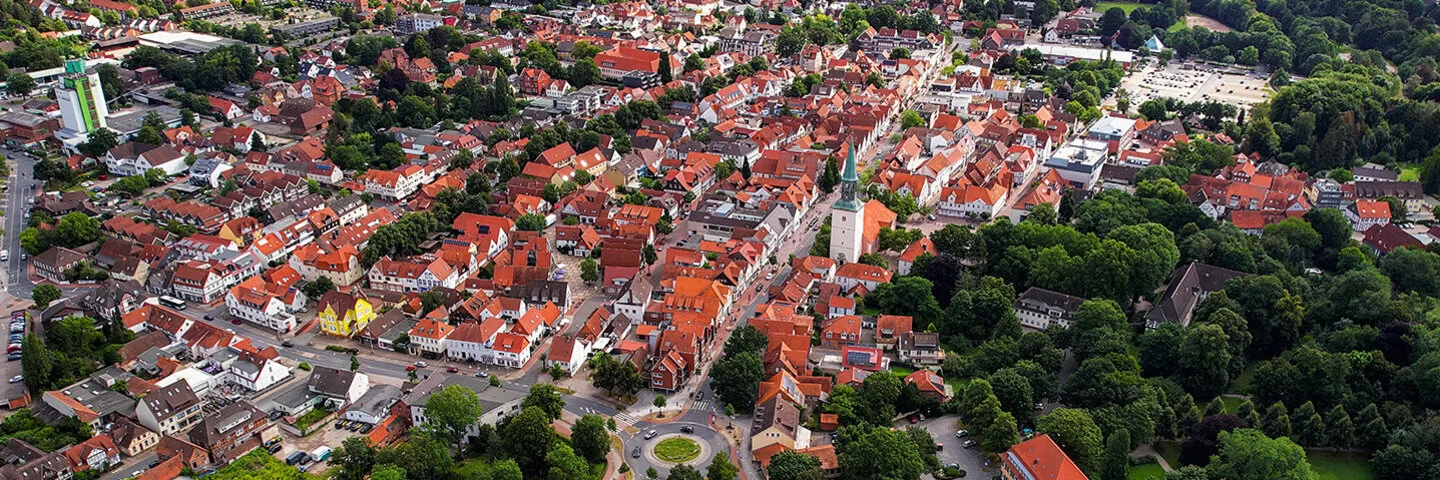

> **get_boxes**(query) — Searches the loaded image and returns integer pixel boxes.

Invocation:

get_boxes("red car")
[446,367,459,373]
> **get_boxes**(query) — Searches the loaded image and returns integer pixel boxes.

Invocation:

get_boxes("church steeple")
[835,145,861,212]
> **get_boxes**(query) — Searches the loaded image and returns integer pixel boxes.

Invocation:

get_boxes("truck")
[310,446,332,463]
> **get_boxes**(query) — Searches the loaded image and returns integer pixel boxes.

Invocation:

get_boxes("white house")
[545,336,589,376]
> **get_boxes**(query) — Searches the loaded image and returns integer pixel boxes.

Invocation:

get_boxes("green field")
[1400,166,1420,182]
[1308,450,1374,480]
[1128,463,1166,480]
[1096,2,1187,32]
[1096,1,1143,13]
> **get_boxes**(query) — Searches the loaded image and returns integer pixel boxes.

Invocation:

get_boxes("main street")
[2,147,37,299]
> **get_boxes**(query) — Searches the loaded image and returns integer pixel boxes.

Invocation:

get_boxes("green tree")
[1260,402,1292,439]
[1037,408,1104,472]
[767,451,824,480]
[712,351,764,412]
[6,72,35,96]
[570,414,610,464]
[502,406,555,476]
[706,450,739,480]
[668,465,703,480]
[516,213,547,231]
[1176,324,1232,399]
[78,127,119,157]
[370,465,405,480]
[1293,401,1325,447]
[983,411,1020,452]
[20,334,49,390]
[546,443,590,480]
[1100,429,1130,480]
[580,258,599,284]
[1324,405,1353,448]
[330,437,377,480]
[839,426,927,480]
[31,285,61,310]
[422,384,484,451]
[1207,429,1318,480]
[899,110,925,130]
[522,383,565,421]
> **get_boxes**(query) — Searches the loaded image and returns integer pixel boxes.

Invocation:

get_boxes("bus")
[159,296,187,310]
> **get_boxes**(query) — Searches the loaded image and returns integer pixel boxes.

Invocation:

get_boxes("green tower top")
[835,145,862,212]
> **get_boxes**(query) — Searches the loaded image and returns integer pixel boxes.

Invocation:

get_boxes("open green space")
[1128,463,1166,480]
[1228,366,1256,394]
[293,407,334,431]
[1095,1,1143,13]
[654,437,701,464]
[208,450,318,480]
[1222,396,1243,414]
[1154,441,1182,467]
[1168,16,1188,32]
[1400,166,1420,182]
[1308,450,1374,480]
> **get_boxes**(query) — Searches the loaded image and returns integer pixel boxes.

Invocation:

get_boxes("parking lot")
[1122,63,1272,109]
[913,415,996,478]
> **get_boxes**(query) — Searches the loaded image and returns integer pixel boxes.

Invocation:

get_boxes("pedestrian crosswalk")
[689,401,712,412]
[612,412,641,427]
[581,406,641,428]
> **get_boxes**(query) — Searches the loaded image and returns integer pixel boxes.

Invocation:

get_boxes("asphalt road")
[2,147,36,299]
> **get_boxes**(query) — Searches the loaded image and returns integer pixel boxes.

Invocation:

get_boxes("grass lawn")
[1096,1,1143,13]
[452,459,494,478]
[1228,365,1256,394]
[1154,441,1182,467]
[891,366,915,376]
[1167,16,1188,32]
[1222,396,1243,414]
[1401,167,1420,182]
[1308,450,1374,480]
[292,407,334,431]
[1128,463,1166,480]
[654,438,701,463]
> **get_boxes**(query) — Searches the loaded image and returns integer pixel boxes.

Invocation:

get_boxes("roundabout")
[644,432,713,468]
[653,436,702,463]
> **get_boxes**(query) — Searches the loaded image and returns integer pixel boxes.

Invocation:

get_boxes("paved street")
[2,147,37,299]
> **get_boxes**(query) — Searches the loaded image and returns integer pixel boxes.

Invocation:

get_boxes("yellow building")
[317,291,373,338]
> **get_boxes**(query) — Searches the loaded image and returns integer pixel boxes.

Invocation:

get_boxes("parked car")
[414,361,428,368]
[446,366,459,373]
[962,440,977,448]
[7,353,20,361]
[231,319,242,325]
[8,375,22,383]
[955,430,968,438]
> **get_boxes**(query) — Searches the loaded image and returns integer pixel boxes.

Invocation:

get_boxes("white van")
[1,250,9,261]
